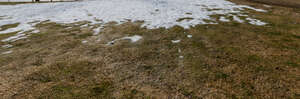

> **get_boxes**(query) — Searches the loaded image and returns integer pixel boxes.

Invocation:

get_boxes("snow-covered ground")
[0,0,267,42]
[0,0,73,2]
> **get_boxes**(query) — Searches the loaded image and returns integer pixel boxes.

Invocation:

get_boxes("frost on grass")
[0,0,267,42]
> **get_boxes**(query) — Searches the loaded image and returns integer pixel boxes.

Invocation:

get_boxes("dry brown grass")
[246,0,300,9]
[0,0,299,98]
[0,2,31,5]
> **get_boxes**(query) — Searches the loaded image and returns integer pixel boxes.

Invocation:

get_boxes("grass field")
[245,0,300,8]
[0,0,299,98]
[0,2,31,5]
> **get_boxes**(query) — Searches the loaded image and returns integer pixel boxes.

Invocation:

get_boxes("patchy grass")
[0,2,32,5]
[0,23,19,31]
[0,32,17,40]
[0,0,299,98]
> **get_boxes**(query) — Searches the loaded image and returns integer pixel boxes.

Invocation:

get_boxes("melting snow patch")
[2,33,27,42]
[238,5,267,12]
[80,24,89,28]
[178,48,182,53]
[0,0,267,42]
[219,16,230,22]
[179,55,184,59]
[0,23,34,35]
[31,30,40,33]
[106,35,142,45]
[187,35,192,38]
[93,27,102,35]
[246,18,267,26]
[172,40,181,43]
[82,40,88,44]
[2,44,13,48]
[233,16,244,23]
[121,35,142,43]
[2,50,12,55]
[106,40,116,45]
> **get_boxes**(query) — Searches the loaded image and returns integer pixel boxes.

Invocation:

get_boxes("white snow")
[238,5,267,12]
[246,18,267,26]
[187,35,192,38]
[179,55,184,58]
[106,35,142,45]
[81,40,88,44]
[80,24,89,28]
[178,48,181,53]
[1,50,12,55]
[0,0,267,42]
[31,29,40,33]
[1,33,27,42]
[93,27,102,35]
[2,44,13,48]
[0,0,73,2]
[122,35,142,43]
[0,23,34,34]
[219,16,230,22]
[106,40,115,45]
[171,40,181,43]
[233,16,244,23]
